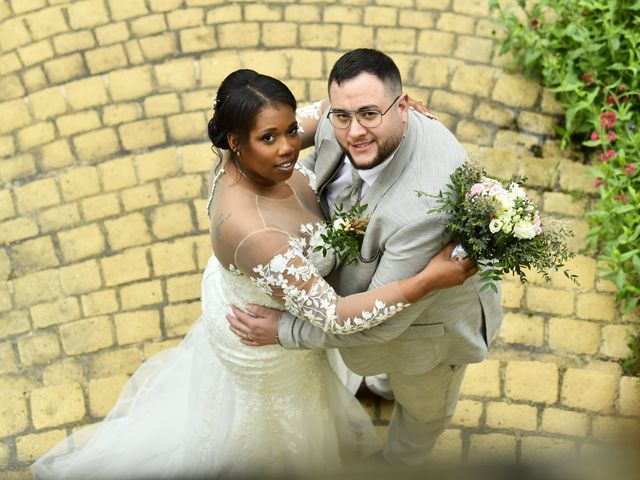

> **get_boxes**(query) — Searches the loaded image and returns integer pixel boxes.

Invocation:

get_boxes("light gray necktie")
[333,167,364,213]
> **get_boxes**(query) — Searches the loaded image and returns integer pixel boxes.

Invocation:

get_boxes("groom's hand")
[226,304,280,346]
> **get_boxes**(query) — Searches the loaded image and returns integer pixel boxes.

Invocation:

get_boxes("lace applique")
[293,162,316,192]
[249,236,408,334]
[227,264,243,276]
[295,101,322,135]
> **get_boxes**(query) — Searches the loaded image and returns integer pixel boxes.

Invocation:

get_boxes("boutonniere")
[313,203,370,265]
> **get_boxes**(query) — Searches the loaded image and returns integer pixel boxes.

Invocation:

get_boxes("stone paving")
[0,0,639,477]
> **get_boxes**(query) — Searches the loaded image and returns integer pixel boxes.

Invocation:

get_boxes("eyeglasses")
[326,95,401,129]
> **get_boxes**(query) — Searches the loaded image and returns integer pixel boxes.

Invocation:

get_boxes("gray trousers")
[384,363,467,465]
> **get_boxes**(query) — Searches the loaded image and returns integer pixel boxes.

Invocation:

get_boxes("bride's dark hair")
[208,69,297,152]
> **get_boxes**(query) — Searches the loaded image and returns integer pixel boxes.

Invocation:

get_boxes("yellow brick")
[0,392,29,437]
[66,0,109,28]
[364,6,397,25]
[467,433,516,462]
[262,22,298,47]
[180,142,212,173]
[59,259,103,295]
[576,293,616,321]
[53,30,96,55]
[548,317,600,355]
[56,110,102,136]
[60,316,113,355]
[40,139,74,171]
[161,176,202,203]
[139,32,177,61]
[151,203,195,240]
[431,428,462,462]
[121,184,160,211]
[437,11,475,34]
[26,6,69,40]
[0,249,11,280]
[450,64,497,98]
[337,24,373,49]
[601,325,632,359]
[37,203,80,233]
[0,73,25,101]
[526,286,574,315]
[143,338,180,358]
[164,301,200,336]
[541,408,588,437]
[520,436,576,462]
[114,310,162,345]
[30,297,80,329]
[0,135,15,157]
[101,248,150,286]
[12,236,59,274]
[167,112,206,142]
[154,58,196,92]
[15,429,67,463]
[13,268,62,307]
[323,5,362,23]
[108,66,153,101]
[108,0,149,20]
[0,17,31,51]
[144,93,181,117]
[460,359,501,398]
[151,238,196,276]
[518,111,557,136]
[200,53,241,88]
[300,24,339,48]
[416,30,455,56]
[237,50,289,79]
[493,73,541,108]
[81,289,118,317]
[0,310,30,339]
[454,35,494,63]
[74,128,120,162]
[565,218,589,252]
[619,376,640,416]
[98,156,137,191]
[88,375,129,417]
[15,178,60,214]
[0,217,39,244]
[486,401,537,431]
[42,359,85,386]
[499,312,544,346]
[505,360,558,404]
[149,0,183,11]
[130,13,167,37]
[59,166,100,201]
[95,21,130,46]
[81,192,121,221]
[244,3,282,21]
[66,76,108,110]
[290,49,323,79]
[44,53,87,84]
[134,147,179,181]
[0,375,39,396]
[119,118,166,151]
[399,9,435,28]
[90,347,142,377]
[86,44,128,74]
[473,101,515,127]
[592,416,640,444]
[30,383,85,429]
[57,224,106,262]
[562,368,616,413]
[23,67,49,95]
[17,121,55,150]
[18,41,55,68]
[167,274,201,303]
[431,90,474,116]
[450,399,482,427]
[0,341,17,374]
[120,280,163,310]
[217,22,260,48]
[104,213,151,250]
[17,331,60,367]
[167,8,204,29]
[0,154,36,183]
[284,5,319,22]
[124,39,145,65]
[179,25,217,53]
[102,103,140,125]
[551,255,596,290]
[452,0,489,15]
[0,286,12,313]
[10,0,46,14]
[377,28,415,52]
[0,98,32,134]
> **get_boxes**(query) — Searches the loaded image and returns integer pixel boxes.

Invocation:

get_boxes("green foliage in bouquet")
[313,203,370,265]
[422,162,577,292]
[491,0,640,374]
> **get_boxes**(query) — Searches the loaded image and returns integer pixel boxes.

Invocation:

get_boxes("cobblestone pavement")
[0,0,639,476]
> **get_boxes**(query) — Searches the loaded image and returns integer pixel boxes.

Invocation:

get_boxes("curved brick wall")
[0,0,638,475]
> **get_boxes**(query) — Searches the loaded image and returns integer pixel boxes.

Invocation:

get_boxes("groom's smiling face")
[329,72,408,170]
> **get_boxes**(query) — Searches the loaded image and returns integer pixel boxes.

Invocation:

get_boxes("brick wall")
[0,0,638,475]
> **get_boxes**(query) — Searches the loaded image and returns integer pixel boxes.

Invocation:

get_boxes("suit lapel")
[314,139,345,217]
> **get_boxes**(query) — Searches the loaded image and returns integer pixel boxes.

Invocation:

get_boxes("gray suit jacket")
[278,110,503,376]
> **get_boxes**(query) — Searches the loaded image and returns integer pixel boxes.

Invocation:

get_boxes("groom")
[227,49,503,465]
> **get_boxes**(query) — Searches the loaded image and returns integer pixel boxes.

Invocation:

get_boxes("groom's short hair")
[328,48,402,97]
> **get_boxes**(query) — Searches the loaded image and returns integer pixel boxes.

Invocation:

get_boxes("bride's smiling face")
[232,103,301,188]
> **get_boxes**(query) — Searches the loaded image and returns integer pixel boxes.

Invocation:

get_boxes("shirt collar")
[347,147,398,188]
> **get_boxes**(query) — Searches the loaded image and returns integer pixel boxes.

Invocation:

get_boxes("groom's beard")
[342,130,404,170]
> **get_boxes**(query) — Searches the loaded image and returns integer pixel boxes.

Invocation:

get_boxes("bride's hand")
[226,304,280,346]
[423,242,478,290]
[406,95,437,120]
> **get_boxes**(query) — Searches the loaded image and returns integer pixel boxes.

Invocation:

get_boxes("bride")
[32,70,477,479]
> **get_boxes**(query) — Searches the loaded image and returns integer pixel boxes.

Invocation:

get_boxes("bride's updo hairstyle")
[208,69,297,153]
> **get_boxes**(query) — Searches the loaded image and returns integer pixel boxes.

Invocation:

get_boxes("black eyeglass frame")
[326,95,401,129]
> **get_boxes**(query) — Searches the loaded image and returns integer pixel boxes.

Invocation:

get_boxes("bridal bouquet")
[421,161,577,292]
[313,203,370,265]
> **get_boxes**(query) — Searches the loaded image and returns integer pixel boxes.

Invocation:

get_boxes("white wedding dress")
[32,163,411,479]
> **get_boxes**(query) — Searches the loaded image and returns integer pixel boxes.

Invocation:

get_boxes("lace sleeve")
[235,229,409,334]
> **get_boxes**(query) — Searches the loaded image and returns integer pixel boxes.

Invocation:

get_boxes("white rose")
[509,183,527,199]
[332,218,347,230]
[489,219,503,233]
[513,220,537,239]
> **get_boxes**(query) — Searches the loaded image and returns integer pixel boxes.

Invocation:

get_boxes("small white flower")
[332,218,347,230]
[269,254,288,273]
[509,183,527,199]
[513,220,537,239]
[489,218,503,233]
